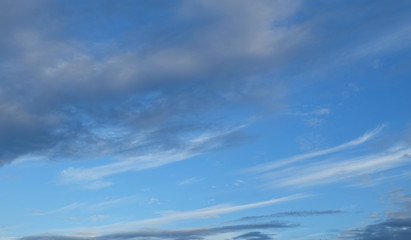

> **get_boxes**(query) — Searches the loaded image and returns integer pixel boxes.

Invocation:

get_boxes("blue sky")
[0,0,411,240]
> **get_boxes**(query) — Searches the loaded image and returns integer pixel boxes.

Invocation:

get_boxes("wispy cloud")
[60,123,247,189]
[62,194,308,236]
[30,196,137,218]
[247,125,384,174]
[289,107,331,117]
[347,22,411,59]
[262,144,411,188]
[20,222,296,240]
[88,196,136,211]
[233,231,275,240]
[231,210,344,223]
[178,177,204,186]
[30,202,85,216]
[88,215,107,222]
[346,171,411,188]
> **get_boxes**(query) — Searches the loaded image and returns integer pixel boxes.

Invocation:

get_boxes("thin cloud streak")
[178,177,204,186]
[263,145,411,188]
[247,125,384,174]
[20,222,296,240]
[61,194,308,236]
[231,210,344,223]
[88,197,136,211]
[30,202,85,216]
[60,123,248,189]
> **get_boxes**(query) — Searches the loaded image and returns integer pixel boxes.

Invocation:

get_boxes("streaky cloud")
[59,123,249,189]
[247,125,384,173]
[30,202,85,216]
[58,194,308,236]
[263,144,411,188]
[233,231,274,240]
[20,222,296,240]
[232,210,344,223]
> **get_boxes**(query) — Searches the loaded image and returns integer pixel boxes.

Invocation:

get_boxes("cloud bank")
[20,222,294,240]
[3,0,409,168]
[338,190,411,240]
[0,0,306,167]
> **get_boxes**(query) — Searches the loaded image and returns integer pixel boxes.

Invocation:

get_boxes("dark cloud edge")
[339,218,411,240]
[19,222,297,240]
[229,209,345,223]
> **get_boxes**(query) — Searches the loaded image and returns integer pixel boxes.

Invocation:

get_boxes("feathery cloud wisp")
[59,123,248,189]
[262,145,411,188]
[61,194,308,236]
[247,125,384,174]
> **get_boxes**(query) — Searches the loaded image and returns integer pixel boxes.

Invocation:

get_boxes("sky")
[0,0,411,240]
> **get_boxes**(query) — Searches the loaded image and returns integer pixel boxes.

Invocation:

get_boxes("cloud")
[346,171,411,188]
[88,196,136,211]
[22,195,308,238]
[20,222,295,240]
[88,215,107,222]
[231,210,344,223]
[178,177,204,186]
[352,218,411,240]
[386,190,411,220]
[59,194,307,236]
[233,231,274,240]
[28,196,138,219]
[312,108,331,115]
[0,0,305,167]
[1,0,409,168]
[337,190,411,240]
[261,144,411,188]
[247,125,384,174]
[59,123,248,189]
[30,202,85,216]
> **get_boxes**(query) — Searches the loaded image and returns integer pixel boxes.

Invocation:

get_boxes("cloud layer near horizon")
[20,222,294,240]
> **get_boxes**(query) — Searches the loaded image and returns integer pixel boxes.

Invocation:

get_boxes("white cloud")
[30,202,85,216]
[60,149,196,188]
[60,123,248,189]
[247,125,384,173]
[234,179,246,186]
[312,108,331,115]
[178,177,204,186]
[89,196,136,211]
[263,145,411,188]
[349,23,411,59]
[63,194,308,236]
[148,198,161,205]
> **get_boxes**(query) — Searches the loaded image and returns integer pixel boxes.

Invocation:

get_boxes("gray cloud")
[19,222,296,240]
[387,190,411,219]
[0,0,300,166]
[232,210,344,222]
[1,0,410,167]
[233,231,274,240]
[346,218,411,240]
[339,190,411,240]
